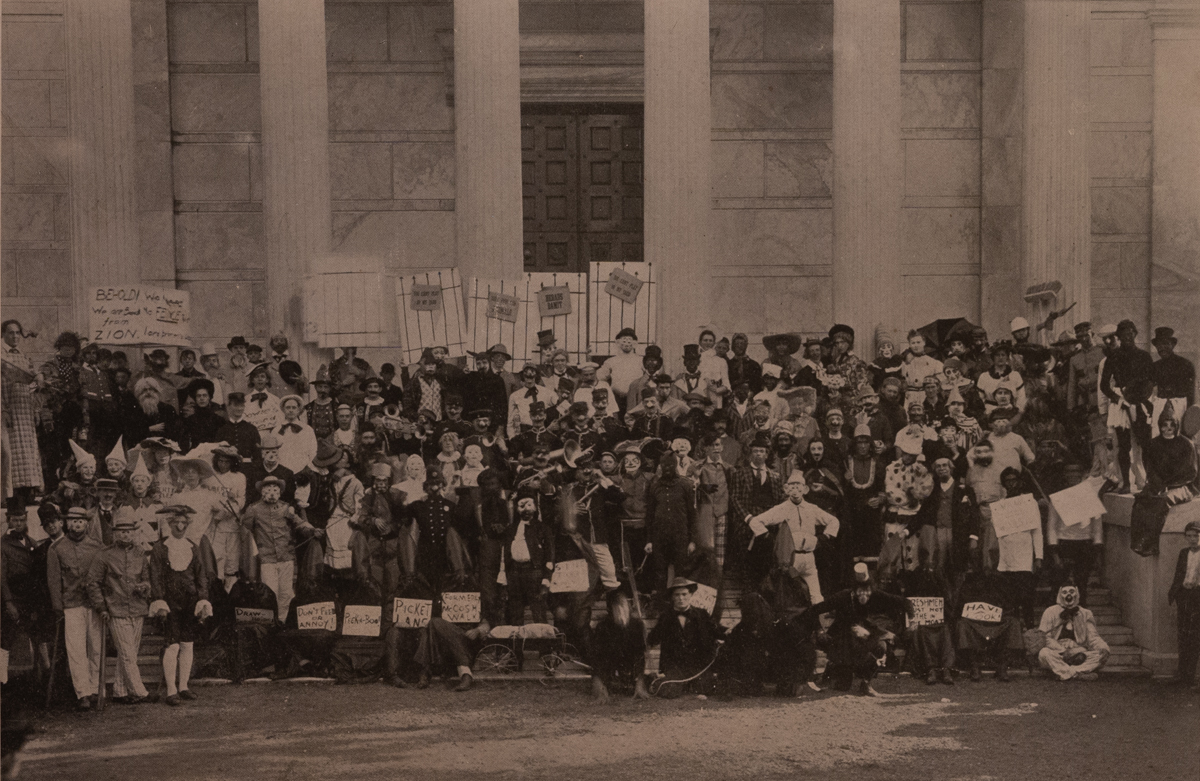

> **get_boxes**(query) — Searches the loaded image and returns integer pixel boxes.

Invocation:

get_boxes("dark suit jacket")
[646,606,724,674]
[1169,547,1199,605]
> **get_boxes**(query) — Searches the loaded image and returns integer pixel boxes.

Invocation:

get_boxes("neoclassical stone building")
[2,0,1198,369]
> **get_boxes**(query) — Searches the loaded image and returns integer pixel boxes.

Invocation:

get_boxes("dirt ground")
[13,676,1200,781]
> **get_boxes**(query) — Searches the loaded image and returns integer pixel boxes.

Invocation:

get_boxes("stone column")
[1149,4,1200,371]
[1022,0,1091,329]
[644,0,712,366]
[65,0,141,332]
[831,0,902,360]
[257,0,332,371]
[453,0,524,282]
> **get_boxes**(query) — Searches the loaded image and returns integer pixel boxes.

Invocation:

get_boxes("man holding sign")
[994,469,1044,628]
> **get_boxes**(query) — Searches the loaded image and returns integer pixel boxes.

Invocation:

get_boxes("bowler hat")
[615,327,638,341]
[256,475,287,491]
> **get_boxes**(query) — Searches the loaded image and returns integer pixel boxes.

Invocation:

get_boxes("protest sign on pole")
[905,597,944,628]
[988,493,1042,538]
[536,285,572,318]
[1050,477,1108,527]
[342,605,382,637]
[90,286,192,347]
[604,267,644,304]
[441,592,481,624]
[961,602,1004,623]
[296,602,337,632]
[392,598,433,628]
[549,559,590,593]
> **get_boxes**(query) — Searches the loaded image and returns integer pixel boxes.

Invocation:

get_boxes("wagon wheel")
[541,653,565,675]
[476,644,519,674]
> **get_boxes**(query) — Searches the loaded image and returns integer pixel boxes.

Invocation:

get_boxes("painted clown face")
[1057,585,1080,611]
[464,444,484,468]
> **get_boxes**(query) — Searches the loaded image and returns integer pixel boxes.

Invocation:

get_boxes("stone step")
[1098,626,1134,644]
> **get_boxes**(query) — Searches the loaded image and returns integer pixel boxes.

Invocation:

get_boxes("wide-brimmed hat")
[763,333,802,355]
[667,577,698,594]
[156,504,197,518]
[279,394,305,409]
[487,343,512,360]
[256,475,287,491]
[258,432,282,450]
[614,440,643,457]
[173,457,216,480]
[312,439,343,468]
[211,443,241,462]
[139,436,181,453]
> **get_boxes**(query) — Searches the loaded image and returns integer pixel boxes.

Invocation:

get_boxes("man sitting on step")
[1036,583,1109,681]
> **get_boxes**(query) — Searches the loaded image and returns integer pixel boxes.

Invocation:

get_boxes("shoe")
[453,673,473,692]
[417,671,431,690]
[806,681,822,692]
[76,697,93,712]
[940,669,955,686]
[109,695,129,705]
[165,694,181,707]
[125,695,150,705]
[856,680,877,697]
[88,694,99,708]
[996,665,1012,683]
[970,666,982,683]
[925,670,939,686]
[178,689,197,701]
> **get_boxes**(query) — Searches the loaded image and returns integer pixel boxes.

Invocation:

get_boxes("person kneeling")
[1036,584,1109,681]
[646,578,725,698]
[588,588,650,703]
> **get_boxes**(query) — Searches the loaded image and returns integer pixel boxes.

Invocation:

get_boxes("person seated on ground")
[504,489,554,626]
[587,587,650,703]
[806,563,912,696]
[646,577,726,698]
[895,550,956,685]
[954,567,1024,682]
[382,577,488,692]
[1168,521,1200,688]
[717,591,776,698]
[1036,583,1109,682]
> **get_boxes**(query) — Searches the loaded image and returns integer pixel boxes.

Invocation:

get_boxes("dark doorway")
[521,104,644,273]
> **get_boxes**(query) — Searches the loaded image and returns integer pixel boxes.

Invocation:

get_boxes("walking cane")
[96,615,108,712]
[45,615,63,709]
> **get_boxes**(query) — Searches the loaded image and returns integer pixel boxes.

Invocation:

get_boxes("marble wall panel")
[711,3,763,62]
[135,81,172,142]
[173,144,252,202]
[982,0,1021,70]
[902,208,980,267]
[330,143,393,200]
[764,142,832,199]
[1091,187,1151,235]
[712,73,832,130]
[167,3,250,64]
[136,141,174,212]
[393,142,455,200]
[326,3,388,62]
[1093,295,1148,337]
[712,276,768,334]
[981,136,1020,206]
[904,139,980,197]
[519,2,578,32]
[3,81,53,128]
[712,141,764,199]
[389,4,452,61]
[9,249,70,298]
[980,204,1019,274]
[132,0,170,75]
[178,280,259,339]
[1120,242,1150,291]
[762,3,833,62]
[2,20,66,71]
[903,275,981,321]
[139,211,177,283]
[761,275,832,334]
[2,194,56,242]
[1090,18,1151,68]
[2,136,69,186]
[1090,76,1153,125]
[170,74,261,133]
[331,210,456,269]
[902,72,981,129]
[578,3,642,32]
[980,67,1020,136]
[1091,242,1123,289]
[174,212,264,271]
[905,2,981,62]
[711,208,832,267]
[0,307,62,356]
[1089,132,1151,181]
[327,74,452,132]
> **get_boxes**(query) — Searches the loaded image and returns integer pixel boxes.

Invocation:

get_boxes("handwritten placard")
[296,601,337,632]
[342,605,382,637]
[988,493,1042,538]
[441,592,480,624]
[961,601,1004,623]
[691,583,718,615]
[411,284,442,312]
[90,286,192,347]
[549,558,590,593]
[1050,477,1107,527]
[486,291,519,323]
[604,268,644,304]
[536,285,572,318]
[234,607,275,625]
[392,598,432,629]
[905,597,944,628]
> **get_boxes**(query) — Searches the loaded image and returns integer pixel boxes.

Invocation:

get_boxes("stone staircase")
[1033,582,1150,677]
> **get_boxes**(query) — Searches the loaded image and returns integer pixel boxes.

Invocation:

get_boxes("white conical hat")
[130,452,151,481]
[106,436,127,466]
[69,439,96,469]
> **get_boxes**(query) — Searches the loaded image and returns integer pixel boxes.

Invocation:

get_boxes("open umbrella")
[916,318,978,354]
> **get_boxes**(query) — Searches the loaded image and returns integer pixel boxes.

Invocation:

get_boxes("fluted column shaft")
[66,0,141,332]
[644,0,712,366]
[453,0,524,283]
[832,0,902,359]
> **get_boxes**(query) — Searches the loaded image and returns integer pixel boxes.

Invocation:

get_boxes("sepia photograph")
[0,0,1198,779]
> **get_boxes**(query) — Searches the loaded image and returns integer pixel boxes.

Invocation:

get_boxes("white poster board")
[905,597,944,628]
[235,607,275,625]
[988,493,1042,538]
[690,583,718,615]
[549,559,590,593]
[296,601,337,632]
[1050,477,1108,527]
[90,286,192,347]
[342,605,382,637]
[961,602,1004,623]
[392,598,433,628]
[441,592,481,624]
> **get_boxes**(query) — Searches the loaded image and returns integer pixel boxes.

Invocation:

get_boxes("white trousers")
[62,606,101,699]
[261,559,295,622]
[790,551,823,604]
[570,536,621,590]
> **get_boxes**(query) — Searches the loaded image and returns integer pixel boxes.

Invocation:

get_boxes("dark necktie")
[525,387,539,399]
[279,423,301,434]
[251,393,267,404]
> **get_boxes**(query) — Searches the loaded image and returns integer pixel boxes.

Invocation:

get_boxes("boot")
[591,675,610,704]
[453,673,473,692]
[940,668,955,686]
[925,670,939,686]
[633,676,651,700]
[996,662,1011,683]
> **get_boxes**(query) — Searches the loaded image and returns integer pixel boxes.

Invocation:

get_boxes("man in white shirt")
[597,327,644,406]
[508,364,557,437]
[748,470,839,603]
[754,365,790,428]
[243,364,281,432]
[275,395,319,474]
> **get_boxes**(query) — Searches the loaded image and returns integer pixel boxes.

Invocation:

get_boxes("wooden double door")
[521,106,644,273]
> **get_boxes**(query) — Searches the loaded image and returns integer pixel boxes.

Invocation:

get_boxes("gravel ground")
[14,676,1200,781]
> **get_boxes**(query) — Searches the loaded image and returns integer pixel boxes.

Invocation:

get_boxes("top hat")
[535,329,556,350]
[1151,327,1177,347]
[227,336,249,350]
[683,344,701,360]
